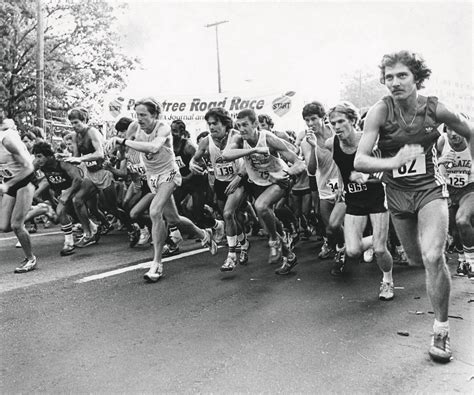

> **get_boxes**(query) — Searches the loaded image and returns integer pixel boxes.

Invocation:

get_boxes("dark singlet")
[174,138,193,177]
[333,135,385,208]
[378,96,444,190]
[76,128,103,172]
[41,160,73,192]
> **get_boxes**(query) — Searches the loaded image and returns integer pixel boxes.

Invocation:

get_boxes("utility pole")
[36,0,45,129]
[205,20,228,94]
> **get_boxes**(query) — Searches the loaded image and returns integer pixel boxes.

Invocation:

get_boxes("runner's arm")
[122,123,170,154]
[354,101,421,172]
[267,134,306,176]
[436,102,474,158]
[222,135,265,161]
[189,137,209,175]
[61,161,84,195]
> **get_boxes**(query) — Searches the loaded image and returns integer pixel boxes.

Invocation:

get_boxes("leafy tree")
[0,0,139,130]
[339,70,388,112]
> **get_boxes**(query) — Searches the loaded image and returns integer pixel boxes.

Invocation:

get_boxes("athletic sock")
[382,270,393,283]
[227,235,237,258]
[61,222,73,245]
[433,319,449,335]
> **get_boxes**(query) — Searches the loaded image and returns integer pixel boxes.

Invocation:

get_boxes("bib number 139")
[393,154,426,178]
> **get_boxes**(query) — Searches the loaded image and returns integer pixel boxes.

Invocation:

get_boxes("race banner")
[104,91,306,139]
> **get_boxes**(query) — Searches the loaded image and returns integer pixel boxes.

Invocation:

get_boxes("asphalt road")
[1,226,473,393]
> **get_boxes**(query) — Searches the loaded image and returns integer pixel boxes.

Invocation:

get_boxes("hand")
[189,160,205,175]
[224,176,241,195]
[305,131,317,147]
[0,183,8,195]
[253,146,269,155]
[393,144,423,168]
[64,157,82,165]
[105,137,120,154]
[438,150,456,165]
[349,171,369,184]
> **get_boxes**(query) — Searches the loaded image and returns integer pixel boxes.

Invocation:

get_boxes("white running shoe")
[138,227,151,246]
[379,281,394,301]
[213,220,225,244]
[363,248,374,263]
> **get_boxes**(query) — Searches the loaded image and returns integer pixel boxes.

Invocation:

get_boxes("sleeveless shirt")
[242,130,289,186]
[135,121,178,175]
[378,96,444,190]
[209,131,241,182]
[440,134,473,188]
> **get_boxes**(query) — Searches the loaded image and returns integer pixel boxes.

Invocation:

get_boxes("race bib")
[47,175,67,184]
[85,160,98,168]
[326,178,339,193]
[347,182,368,194]
[393,154,426,178]
[0,168,13,178]
[215,162,235,177]
[447,173,468,188]
[175,156,185,169]
[128,163,146,176]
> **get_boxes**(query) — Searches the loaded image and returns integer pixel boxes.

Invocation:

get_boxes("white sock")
[65,234,74,245]
[382,270,393,283]
[433,319,449,334]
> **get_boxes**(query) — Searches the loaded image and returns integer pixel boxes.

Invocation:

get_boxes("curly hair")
[379,50,432,90]
[68,107,89,123]
[327,101,360,126]
[302,101,326,119]
[205,107,233,131]
[32,141,54,157]
[258,114,274,129]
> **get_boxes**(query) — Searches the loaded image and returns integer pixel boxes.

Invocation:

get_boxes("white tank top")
[0,129,31,179]
[441,134,473,188]
[209,130,241,182]
[243,130,289,186]
[315,143,341,199]
[136,121,178,175]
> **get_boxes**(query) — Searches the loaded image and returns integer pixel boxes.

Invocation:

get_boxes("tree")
[339,70,388,112]
[0,0,139,130]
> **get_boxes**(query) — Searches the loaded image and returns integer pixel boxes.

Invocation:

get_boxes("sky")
[110,0,473,107]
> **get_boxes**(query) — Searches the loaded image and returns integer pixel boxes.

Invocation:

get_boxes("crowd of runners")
[1,50,473,364]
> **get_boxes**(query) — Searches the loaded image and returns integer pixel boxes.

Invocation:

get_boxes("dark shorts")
[214,179,231,202]
[345,199,387,216]
[448,183,474,208]
[245,178,292,200]
[386,184,448,219]
[3,172,35,198]
[291,188,311,197]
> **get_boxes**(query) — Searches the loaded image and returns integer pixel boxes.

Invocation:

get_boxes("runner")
[32,141,91,256]
[106,97,218,282]
[189,107,249,272]
[65,107,139,247]
[0,112,37,273]
[437,120,474,277]
[354,50,474,363]
[327,101,394,298]
[299,101,346,270]
[223,108,306,275]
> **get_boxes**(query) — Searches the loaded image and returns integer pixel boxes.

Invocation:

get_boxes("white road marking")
[76,247,212,283]
[0,231,63,242]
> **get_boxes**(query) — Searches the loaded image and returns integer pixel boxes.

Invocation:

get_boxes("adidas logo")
[425,126,433,133]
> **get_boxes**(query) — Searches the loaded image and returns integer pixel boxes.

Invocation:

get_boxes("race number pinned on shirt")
[326,178,339,193]
[347,182,368,193]
[447,173,468,188]
[215,162,235,177]
[393,154,426,178]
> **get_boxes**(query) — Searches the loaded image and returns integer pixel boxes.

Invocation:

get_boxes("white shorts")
[147,170,182,194]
